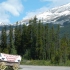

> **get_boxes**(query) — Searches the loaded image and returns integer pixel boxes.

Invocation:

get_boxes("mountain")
[0,3,70,38]
[0,22,11,26]
[0,3,70,26]
[60,21,70,37]
[22,3,70,25]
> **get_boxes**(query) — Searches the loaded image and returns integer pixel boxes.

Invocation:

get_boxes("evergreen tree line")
[0,17,70,64]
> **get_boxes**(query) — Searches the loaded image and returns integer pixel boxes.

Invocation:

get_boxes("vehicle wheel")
[12,64,19,70]
[0,62,7,70]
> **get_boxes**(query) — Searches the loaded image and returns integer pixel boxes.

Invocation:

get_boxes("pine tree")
[21,24,27,56]
[45,24,50,60]
[9,25,16,54]
[31,17,38,59]
[14,22,22,55]
[68,39,70,60]
[1,26,8,53]
[36,20,43,59]
[60,35,68,63]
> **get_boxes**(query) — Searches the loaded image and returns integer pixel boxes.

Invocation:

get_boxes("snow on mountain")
[0,22,5,26]
[0,22,10,26]
[22,3,70,25]
[37,3,70,24]
[0,3,70,26]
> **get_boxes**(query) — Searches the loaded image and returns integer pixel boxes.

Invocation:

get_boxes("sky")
[0,0,70,24]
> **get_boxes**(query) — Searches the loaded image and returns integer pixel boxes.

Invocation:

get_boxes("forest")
[0,17,70,64]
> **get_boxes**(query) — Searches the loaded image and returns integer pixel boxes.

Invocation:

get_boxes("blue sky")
[0,0,70,24]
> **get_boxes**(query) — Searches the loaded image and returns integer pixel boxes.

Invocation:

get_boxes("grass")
[21,59,70,66]
[64,60,70,66]
[21,60,51,66]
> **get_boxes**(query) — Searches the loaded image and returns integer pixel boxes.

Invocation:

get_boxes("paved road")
[19,65,70,70]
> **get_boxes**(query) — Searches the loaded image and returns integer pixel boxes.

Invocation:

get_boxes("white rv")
[0,53,21,70]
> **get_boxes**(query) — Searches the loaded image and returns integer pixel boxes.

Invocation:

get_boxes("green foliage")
[60,22,70,38]
[21,59,70,66]
[1,26,7,53]
[0,16,70,65]
[5,66,13,70]
[21,60,51,66]
[23,50,31,59]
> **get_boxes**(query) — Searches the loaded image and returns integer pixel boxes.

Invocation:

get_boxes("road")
[19,65,70,70]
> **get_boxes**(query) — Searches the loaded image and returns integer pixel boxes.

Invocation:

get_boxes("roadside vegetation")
[0,16,70,66]
[21,59,70,66]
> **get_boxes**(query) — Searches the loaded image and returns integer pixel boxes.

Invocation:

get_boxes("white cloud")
[23,7,49,20]
[0,0,23,24]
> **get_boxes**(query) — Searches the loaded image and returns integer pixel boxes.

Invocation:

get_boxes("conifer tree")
[1,26,8,53]
[14,22,22,55]
[45,24,50,60]
[37,20,43,59]
[60,35,68,63]
[21,24,27,56]
[31,17,38,59]
[9,25,16,54]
